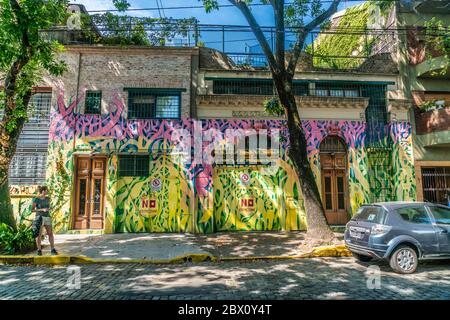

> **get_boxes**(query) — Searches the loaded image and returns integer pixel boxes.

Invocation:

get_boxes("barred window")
[118,155,149,177]
[85,90,102,114]
[27,92,52,124]
[9,150,47,185]
[127,90,181,119]
[9,91,52,185]
[315,84,361,97]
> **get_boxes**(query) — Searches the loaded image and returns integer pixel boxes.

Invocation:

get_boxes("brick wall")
[415,108,450,134]
[44,46,198,118]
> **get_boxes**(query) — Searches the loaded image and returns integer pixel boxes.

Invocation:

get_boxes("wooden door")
[73,157,106,229]
[320,152,349,225]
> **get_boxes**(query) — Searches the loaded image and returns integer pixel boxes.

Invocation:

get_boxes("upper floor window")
[315,85,360,97]
[213,80,274,95]
[85,90,102,114]
[118,154,149,177]
[126,89,181,119]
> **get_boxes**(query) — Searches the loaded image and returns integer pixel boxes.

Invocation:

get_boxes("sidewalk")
[1,231,350,264]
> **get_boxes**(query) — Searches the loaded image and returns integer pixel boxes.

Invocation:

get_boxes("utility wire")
[86,0,403,13]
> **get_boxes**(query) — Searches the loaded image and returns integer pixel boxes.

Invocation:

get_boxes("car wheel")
[389,245,418,274]
[353,253,373,262]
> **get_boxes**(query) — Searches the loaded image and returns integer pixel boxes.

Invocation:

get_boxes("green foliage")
[0,0,68,132]
[264,97,285,117]
[112,0,131,12]
[286,0,324,27]
[80,13,198,46]
[0,223,35,255]
[373,0,394,15]
[0,0,68,230]
[418,100,447,113]
[308,2,374,69]
[424,17,449,76]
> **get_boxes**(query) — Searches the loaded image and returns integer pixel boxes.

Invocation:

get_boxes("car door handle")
[437,228,448,234]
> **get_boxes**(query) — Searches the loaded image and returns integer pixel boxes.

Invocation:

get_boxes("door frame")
[71,155,107,230]
[319,136,350,225]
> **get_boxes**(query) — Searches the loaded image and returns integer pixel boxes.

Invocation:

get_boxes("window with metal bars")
[9,150,47,185]
[314,84,360,97]
[212,79,309,96]
[127,90,181,119]
[118,155,150,177]
[9,92,52,185]
[213,80,274,95]
[85,90,102,114]
[422,167,450,205]
[27,92,52,125]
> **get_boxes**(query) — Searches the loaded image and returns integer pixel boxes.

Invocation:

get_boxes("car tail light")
[371,224,392,235]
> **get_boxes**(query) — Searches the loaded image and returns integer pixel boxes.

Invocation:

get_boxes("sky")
[71,0,366,52]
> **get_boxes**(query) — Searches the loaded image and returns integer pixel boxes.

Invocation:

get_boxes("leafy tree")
[114,0,341,242]
[0,0,68,230]
[81,13,198,46]
[424,17,449,76]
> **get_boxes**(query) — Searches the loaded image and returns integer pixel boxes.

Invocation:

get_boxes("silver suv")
[344,202,450,274]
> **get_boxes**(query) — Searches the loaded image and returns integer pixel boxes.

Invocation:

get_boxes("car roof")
[364,201,429,211]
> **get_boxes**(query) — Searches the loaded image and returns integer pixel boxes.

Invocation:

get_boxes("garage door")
[213,165,304,231]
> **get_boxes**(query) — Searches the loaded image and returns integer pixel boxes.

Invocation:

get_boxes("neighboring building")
[395,1,450,205]
[309,0,450,205]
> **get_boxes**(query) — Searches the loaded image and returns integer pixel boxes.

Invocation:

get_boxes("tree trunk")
[0,63,31,230]
[274,77,335,242]
[0,169,16,231]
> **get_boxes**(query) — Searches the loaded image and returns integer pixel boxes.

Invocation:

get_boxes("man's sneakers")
[37,249,58,256]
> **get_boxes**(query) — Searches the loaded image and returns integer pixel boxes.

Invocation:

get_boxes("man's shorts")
[41,216,52,227]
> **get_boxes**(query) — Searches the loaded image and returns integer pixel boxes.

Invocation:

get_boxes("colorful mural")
[12,91,416,233]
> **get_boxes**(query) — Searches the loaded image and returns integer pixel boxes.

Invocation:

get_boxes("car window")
[428,206,450,225]
[353,206,387,224]
[396,206,431,224]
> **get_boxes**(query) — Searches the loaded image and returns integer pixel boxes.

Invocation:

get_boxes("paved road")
[0,258,449,300]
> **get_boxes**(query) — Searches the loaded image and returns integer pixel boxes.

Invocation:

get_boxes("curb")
[0,245,352,265]
[219,245,352,262]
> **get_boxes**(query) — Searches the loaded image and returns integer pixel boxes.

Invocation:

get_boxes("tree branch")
[228,0,279,74]
[274,0,285,71]
[287,0,341,77]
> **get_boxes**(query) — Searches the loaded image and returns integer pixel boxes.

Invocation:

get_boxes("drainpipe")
[70,52,82,229]
[73,52,82,153]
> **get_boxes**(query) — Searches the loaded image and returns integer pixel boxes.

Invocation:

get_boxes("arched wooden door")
[319,136,349,225]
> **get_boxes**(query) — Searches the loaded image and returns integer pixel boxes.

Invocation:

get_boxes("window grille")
[314,84,361,97]
[319,136,346,153]
[362,85,388,146]
[422,167,450,205]
[8,92,52,185]
[118,155,150,177]
[127,90,180,119]
[26,92,52,126]
[212,79,308,96]
[213,80,274,95]
[85,90,102,114]
[9,150,47,185]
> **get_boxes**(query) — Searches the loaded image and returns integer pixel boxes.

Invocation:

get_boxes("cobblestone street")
[0,257,449,300]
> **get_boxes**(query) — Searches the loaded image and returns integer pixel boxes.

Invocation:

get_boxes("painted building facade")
[10,45,416,233]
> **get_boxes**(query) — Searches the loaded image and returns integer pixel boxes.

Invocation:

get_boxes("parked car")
[344,202,450,274]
